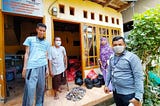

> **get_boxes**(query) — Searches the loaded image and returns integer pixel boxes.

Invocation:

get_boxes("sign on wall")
[2,0,44,17]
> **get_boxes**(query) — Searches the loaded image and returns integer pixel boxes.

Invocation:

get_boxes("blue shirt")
[23,36,50,69]
[105,50,144,101]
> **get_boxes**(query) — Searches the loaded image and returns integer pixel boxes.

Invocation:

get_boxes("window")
[99,27,110,43]
[99,14,103,21]
[105,16,108,22]
[83,25,98,68]
[83,11,87,18]
[82,24,121,69]
[69,7,75,15]
[111,29,114,35]
[91,12,95,20]
[111,28,121,36]
[116,19,119,25]
[112,17,115,24]
[118,30,120,35]
[59,4,65,13]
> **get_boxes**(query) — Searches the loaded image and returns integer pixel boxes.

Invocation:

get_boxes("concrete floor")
[0,82,113,106]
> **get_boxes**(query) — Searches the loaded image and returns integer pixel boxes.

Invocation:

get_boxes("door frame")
[0,11,44,102]
[0,10,6,102]
[52,19,84,77]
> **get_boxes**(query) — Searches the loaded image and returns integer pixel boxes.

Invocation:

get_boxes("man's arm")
[45,52,49,77]
[130,54,144,103]
[105,59,112,87]
[22,46,29,78]
[64,55,68,69]
[48,47,54,77]
[63,47,67,69]
[48,60,54,77]
[104,58,112,93]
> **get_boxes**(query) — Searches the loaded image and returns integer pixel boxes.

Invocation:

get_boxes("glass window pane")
[112,29,114,35]
[83,25,98,67]
[102,28,106,35]
[114,30,117,35]
[89,58,94,66]
[93,27,96,33]
[88,34,93,56]
[99,28,101,34]
[83,25,87,32]
[95,57,98,65]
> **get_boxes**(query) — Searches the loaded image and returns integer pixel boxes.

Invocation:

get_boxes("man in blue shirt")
[22,23,50,106]
[104,36,144,106]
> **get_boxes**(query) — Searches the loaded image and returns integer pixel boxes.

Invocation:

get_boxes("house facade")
[0,0,132,101]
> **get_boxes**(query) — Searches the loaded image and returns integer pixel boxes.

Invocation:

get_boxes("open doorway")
[4,14,42,101]
[53,21,81,81]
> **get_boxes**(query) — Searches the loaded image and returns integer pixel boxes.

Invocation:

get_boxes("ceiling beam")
[109,3,121,8]
[91,0,106,3]
[103,0,113,7]
[117,2,131,12]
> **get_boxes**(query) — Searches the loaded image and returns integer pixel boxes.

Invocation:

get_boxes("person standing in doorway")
[48,37,68,99]
[98,37,113,91]
[104,36,144,106]
[22,23,50,106]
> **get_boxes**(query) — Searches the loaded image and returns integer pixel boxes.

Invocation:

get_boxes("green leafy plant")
[127,5,160,105]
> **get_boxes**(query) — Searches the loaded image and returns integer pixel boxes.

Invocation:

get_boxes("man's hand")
[65,64,67,70]
[22,68,26,78]
[129,98,142,106]
[45,68,49,78]
[49,71,54,77]
[104,86,110,94]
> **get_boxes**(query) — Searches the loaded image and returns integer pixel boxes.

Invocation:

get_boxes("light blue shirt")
[105,50,144,101]
[23,36,50,69]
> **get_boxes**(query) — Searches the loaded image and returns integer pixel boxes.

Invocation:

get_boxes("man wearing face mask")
[48,37,67,99]
[104,36,144,106]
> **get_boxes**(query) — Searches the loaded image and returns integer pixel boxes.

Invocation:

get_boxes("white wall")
[44,0,124,41]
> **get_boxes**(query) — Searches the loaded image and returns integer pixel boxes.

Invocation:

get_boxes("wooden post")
[0,10,7,102]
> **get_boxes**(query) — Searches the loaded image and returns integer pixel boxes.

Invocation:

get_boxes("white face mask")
[55,41,61,46]
[113,46,125,54]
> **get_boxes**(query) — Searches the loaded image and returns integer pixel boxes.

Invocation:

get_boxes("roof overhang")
[84,0,138,12]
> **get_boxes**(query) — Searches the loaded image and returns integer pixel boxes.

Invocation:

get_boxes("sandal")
[58,88,63,93]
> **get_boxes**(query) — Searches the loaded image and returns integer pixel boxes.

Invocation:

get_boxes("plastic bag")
[86,70,98,80]
[84,78,93,89]
[75,77,83,86]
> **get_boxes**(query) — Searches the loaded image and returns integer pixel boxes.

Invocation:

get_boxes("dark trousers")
[113,91,135,106]
[52,71,66,90]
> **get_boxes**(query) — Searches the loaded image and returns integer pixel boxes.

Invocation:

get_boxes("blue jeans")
[113,90,135,106]
[22,65,46,106]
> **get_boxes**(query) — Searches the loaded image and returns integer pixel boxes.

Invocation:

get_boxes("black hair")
[112,36,125,44]
[54,36,61,41]
[37,23,47,29]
